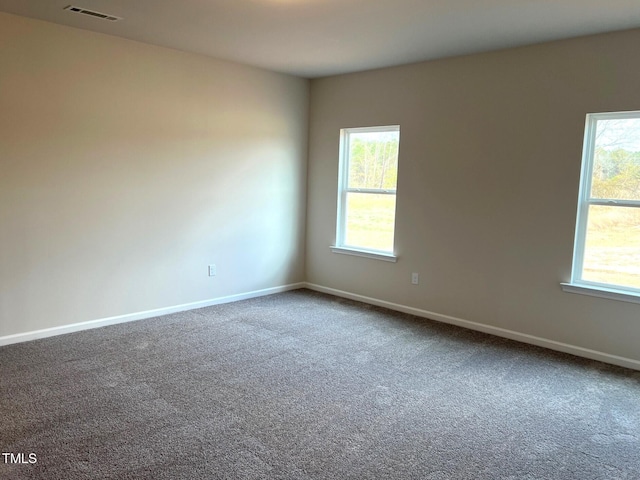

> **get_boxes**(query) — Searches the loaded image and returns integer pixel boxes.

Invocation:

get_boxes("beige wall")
[306,29,640,362]
[0,13,309,337]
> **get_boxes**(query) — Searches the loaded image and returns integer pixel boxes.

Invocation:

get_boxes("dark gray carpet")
[1,289,639,479]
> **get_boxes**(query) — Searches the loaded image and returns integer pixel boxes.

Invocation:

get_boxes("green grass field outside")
[583,206,640,289]
[344,193,396,252]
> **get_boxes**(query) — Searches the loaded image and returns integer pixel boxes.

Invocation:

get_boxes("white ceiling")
[1,0,640,78]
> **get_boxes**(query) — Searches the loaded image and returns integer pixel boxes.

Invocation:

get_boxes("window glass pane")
[582,205,640,289]
[345,192,396,252]
[591,118,640,201]
[348,131,399,190]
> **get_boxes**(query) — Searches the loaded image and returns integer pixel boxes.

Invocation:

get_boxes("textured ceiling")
[1,0,640,78]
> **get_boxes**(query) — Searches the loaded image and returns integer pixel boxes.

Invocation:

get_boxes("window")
[565,111,640,301]
[332,125,400,261]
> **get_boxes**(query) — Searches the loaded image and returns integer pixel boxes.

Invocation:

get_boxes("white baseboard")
[305,283,640,372]
[0,282,306,347]
[4,281,639,372]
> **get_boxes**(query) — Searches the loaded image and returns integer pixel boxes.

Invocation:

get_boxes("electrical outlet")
[411,272,419,285]
[208,265,216,277]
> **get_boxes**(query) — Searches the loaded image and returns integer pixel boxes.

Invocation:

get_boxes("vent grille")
[64,5,121,21]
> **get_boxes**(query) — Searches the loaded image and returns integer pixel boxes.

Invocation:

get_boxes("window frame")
[332,125,400,262]
[563,110,640,303]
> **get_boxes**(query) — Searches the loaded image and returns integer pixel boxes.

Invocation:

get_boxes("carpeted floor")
[1,289,639,479]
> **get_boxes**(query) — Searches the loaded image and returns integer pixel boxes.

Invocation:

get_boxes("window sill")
[560,282,640,305]
[330,246,398,263]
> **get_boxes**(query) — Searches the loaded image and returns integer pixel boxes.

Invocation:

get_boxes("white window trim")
[561,282,640,305]
[563,110,640,302]
[334,125,400,260]
[330,246,398,262]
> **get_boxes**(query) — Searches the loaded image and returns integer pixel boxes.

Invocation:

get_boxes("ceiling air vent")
[64,5,122,21]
